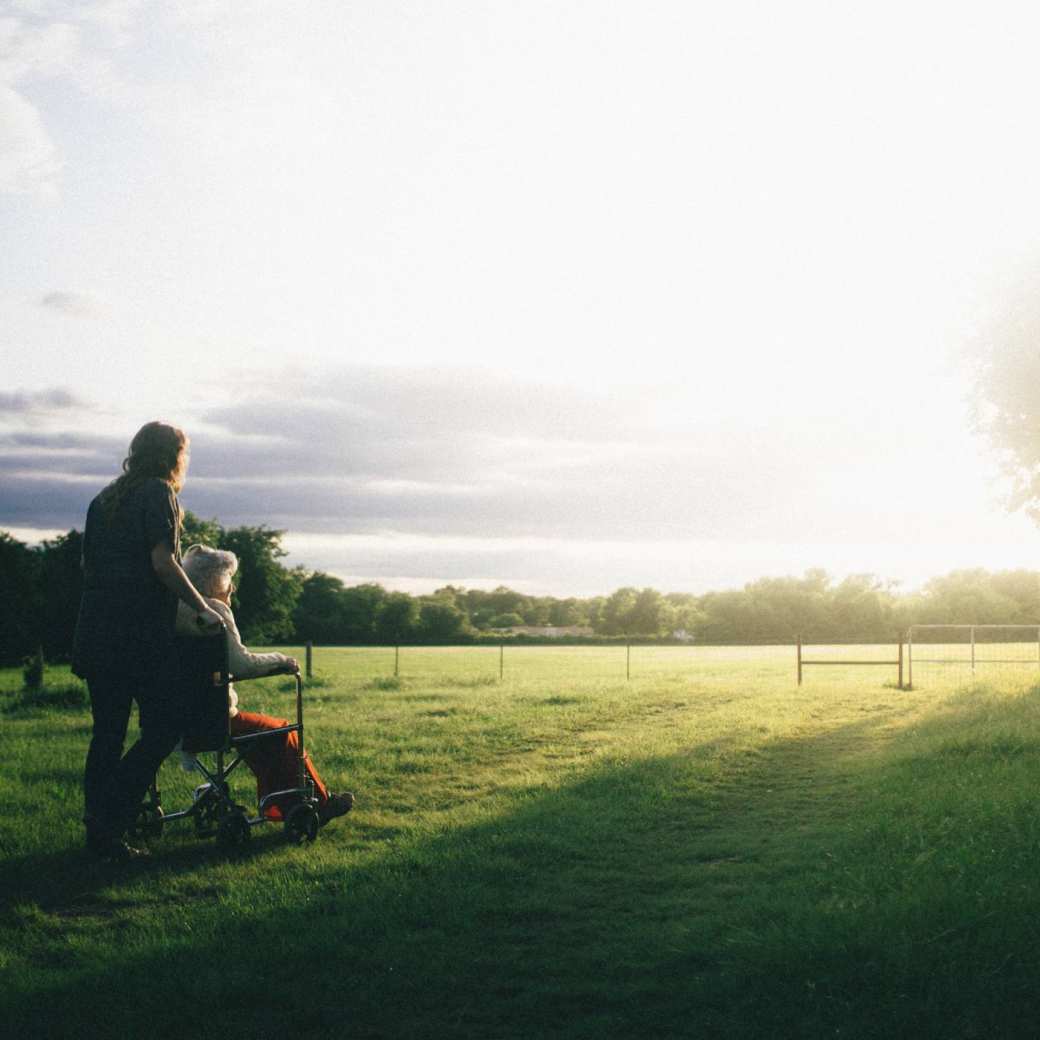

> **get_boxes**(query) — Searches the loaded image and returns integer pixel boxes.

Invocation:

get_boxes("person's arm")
[210,600,299,678]
[141,481,221,629]
[151,546,224,631]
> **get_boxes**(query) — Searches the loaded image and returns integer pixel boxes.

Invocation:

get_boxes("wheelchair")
[131,630,322,849]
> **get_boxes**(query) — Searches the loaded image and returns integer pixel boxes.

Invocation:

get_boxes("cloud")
[192,374,616,486]
[0,364,1002,594]
[0,367,805,541]
[0,4,137,195]
[0,83,60,194]
[0,387,86,413]
[0,14,71,195]
[170,366,913,545]
[0,472,99,528]
[0,15,80,82]
[77,1,143,46]
[40,290,101,317]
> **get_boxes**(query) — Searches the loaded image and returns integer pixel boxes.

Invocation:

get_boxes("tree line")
[3,514,1040,666]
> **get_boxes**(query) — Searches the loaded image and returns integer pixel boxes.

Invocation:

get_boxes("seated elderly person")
[176,544,353,826]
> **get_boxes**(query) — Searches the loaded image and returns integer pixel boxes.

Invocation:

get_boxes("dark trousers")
[84,668,185,839]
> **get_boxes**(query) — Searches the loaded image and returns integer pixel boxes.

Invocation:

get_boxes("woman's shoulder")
[88,480,117,509]
[121,477,177,516]
[140,476,176,498]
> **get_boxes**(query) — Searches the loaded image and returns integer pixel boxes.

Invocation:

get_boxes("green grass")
[4,648,1040,1037]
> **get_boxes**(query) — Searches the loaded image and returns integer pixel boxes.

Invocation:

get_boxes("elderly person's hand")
[280,657,300,674]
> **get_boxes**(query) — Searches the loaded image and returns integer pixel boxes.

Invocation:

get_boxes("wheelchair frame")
[134,630,322,849]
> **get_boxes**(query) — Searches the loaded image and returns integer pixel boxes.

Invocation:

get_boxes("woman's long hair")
[99,421,189,517]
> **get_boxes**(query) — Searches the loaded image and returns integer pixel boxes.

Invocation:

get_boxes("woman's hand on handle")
[195,605,225,633]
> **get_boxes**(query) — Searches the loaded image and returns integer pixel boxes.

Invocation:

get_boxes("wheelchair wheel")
[285,804,319,845]
[216,810,251,850]
[130,804,164,841]
[193,785,219,836]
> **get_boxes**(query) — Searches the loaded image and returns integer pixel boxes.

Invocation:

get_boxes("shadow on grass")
[2,683,89,716]
[0,818,293,916]
[7,689,1040,1039]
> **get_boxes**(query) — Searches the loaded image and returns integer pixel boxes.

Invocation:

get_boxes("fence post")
[797,635,802,686]
[971,625,976,676]
[394,644,399,678]
[305,641,312,679]
[898,637,903,690]
[500,643,504,681]
[907,628,913,689]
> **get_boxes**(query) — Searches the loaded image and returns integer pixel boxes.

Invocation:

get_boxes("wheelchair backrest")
[176,631,231,753]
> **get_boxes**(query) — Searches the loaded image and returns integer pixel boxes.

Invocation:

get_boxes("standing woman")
[72,421,224,860]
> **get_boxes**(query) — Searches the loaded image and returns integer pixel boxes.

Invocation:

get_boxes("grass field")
[4,646,1040,1038]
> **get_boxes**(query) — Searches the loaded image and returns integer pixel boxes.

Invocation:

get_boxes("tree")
[293,572,350,644]
[739,570,832,641]
[484,586,528,618]
[549,598,584,626]
[0,532,40,665]
[432,585,466,609]
[989,569,1040,622]
[181,510,223,550]
[221,526,302,643]
[973,325,1040,519]
[627,588,670,635]
[521,597,552,626]
[671,601,708,636]
[488,612,524,629]
[598,587,638,635]
[374,592,420,643]
[419,599,473,641]
[36,531,84,661]
[695,589,751,643]
[830,574,894,640]
[917,570,1021,625]
[584,596,606,632]
[339,584,388,643]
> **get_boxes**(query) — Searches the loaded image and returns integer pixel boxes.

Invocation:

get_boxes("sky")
[3,0,1040,597]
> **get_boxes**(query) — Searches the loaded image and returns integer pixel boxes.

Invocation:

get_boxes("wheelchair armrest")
[228,663,301,684]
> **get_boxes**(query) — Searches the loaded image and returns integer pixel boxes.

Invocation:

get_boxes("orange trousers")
[230,710,329,819]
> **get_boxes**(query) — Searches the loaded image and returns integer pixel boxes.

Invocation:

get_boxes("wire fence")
[907,625,1040,688]
[289,642,800,684]
[281,632,1040,689]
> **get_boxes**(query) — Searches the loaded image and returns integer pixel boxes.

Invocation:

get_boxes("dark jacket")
[71,477,181,681]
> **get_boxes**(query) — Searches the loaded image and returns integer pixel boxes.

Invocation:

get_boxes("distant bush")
[22,647,44,692]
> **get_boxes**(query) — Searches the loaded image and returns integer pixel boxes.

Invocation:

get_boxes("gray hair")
[182,544,238,598]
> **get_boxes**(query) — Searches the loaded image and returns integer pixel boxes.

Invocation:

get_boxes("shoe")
[317,792,354,827]
[87,836,150,862]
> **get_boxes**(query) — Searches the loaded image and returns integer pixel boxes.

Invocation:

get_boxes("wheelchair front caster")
[216,810,251,850]
[285,804,319,844]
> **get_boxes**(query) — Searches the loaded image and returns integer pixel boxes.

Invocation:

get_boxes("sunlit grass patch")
[364,675,406,691]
